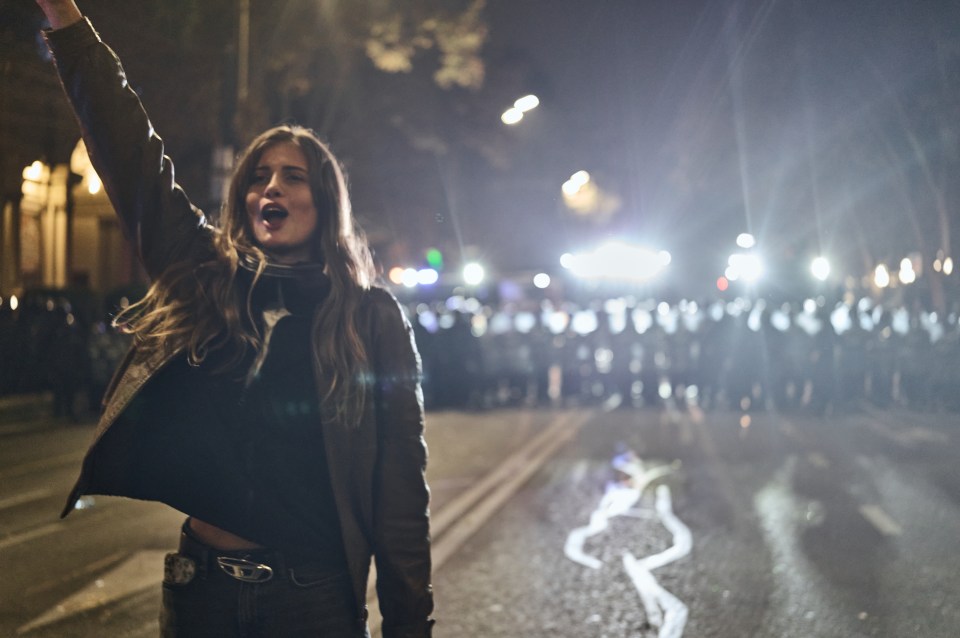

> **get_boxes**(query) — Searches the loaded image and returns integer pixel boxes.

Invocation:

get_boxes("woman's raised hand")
[35,0,82,30]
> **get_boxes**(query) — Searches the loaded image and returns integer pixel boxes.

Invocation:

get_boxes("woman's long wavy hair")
[115,125,377,425]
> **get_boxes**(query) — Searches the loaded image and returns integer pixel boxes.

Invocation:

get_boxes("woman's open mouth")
[260,205,289,227]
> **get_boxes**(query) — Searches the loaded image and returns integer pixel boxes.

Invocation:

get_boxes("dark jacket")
[46,18,433,637]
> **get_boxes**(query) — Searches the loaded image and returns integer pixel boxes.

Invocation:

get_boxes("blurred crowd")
[410,295,960,415]
[0,288,134,421]
[4,288,960,420]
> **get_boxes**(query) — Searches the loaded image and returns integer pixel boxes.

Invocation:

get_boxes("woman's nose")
[265,174,283,197]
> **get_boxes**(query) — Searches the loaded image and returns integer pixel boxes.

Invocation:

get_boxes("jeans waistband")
[177,519,346,584]
[179,523,285,580]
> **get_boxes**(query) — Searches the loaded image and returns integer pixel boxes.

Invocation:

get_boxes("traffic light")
[426,248,443,270]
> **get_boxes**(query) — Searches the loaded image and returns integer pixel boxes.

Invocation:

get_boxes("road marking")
[564,452,690,637]
[0,422,54,436]
[429,476,478,490]
[0,497,119,550]
[859,418,918,449]
[901,426,949,445]
[859,504,903,536]
[17,550,167,635]
[564,453,673,569]
[368,409,593,637]
[0,488,52,511]
[429,411,588,543]
[430,410,591,566]
[0,451,85,480]
[24,551,126,597]
[642,485,693,570]
[857,416,950,449]
[0,522,64,550]
[16,411,592,637]
[622,486,691,638]
[755,456,838,632]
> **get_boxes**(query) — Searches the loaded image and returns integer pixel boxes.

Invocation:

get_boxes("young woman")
[35,2,434,636]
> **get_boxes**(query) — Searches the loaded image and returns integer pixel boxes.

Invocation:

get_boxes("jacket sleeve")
[43,18,213,280]
[369,289,435,638]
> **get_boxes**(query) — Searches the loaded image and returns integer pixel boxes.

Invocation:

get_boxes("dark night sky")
[3,0,958,293]
[448,0,959,288]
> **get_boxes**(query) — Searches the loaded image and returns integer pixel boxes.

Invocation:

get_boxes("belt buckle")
[216,556,274,583]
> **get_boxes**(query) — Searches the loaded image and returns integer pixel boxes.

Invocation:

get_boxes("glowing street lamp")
[501,108,523,125]
[501,94,540,125]
[463,262,485,286]
[514,94,540,111]
[561,170,591,196]
[810,256,831,281]
[401,268,419,288]
[898,258,916,285]
[726,253,763,283]
[416,268,439,285]
[874,264,890,288]
[561,240,669,283]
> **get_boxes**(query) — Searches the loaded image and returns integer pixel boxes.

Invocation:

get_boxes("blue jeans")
[160,527,369,638]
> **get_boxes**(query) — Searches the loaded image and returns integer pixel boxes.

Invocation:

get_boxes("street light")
[561,240,669,283]
[416,268,439,285]
[874,264,890,288]
[726,253,763,283]
[561,170,590,196]
[898,258,916,285]
[501,108,523,125]
[810,256,831,281]
[501,94,540,125]
[401,268,419,288]
[514,95,540,111]
[463,262,485,286]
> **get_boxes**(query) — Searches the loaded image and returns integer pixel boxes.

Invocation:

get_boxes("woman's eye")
[251,174,269,184]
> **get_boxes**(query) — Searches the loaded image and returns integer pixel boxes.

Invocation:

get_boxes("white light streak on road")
[564,452,690,637]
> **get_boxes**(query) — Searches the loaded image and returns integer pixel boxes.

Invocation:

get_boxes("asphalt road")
[0,408,564,637]
[431,404,960,637]
[2,404,958,637]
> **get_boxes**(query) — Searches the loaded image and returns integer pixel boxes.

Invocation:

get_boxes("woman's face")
[245,142,319,264]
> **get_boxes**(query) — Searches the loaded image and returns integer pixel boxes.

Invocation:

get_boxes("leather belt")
[178,522,287,583]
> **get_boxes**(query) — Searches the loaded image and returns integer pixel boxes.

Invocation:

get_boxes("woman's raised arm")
[38,1,214,279]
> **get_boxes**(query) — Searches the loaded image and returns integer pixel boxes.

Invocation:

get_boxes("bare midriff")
[189,518,264,550]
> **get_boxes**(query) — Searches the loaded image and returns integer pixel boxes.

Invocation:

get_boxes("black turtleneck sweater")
[90,266,347,567]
